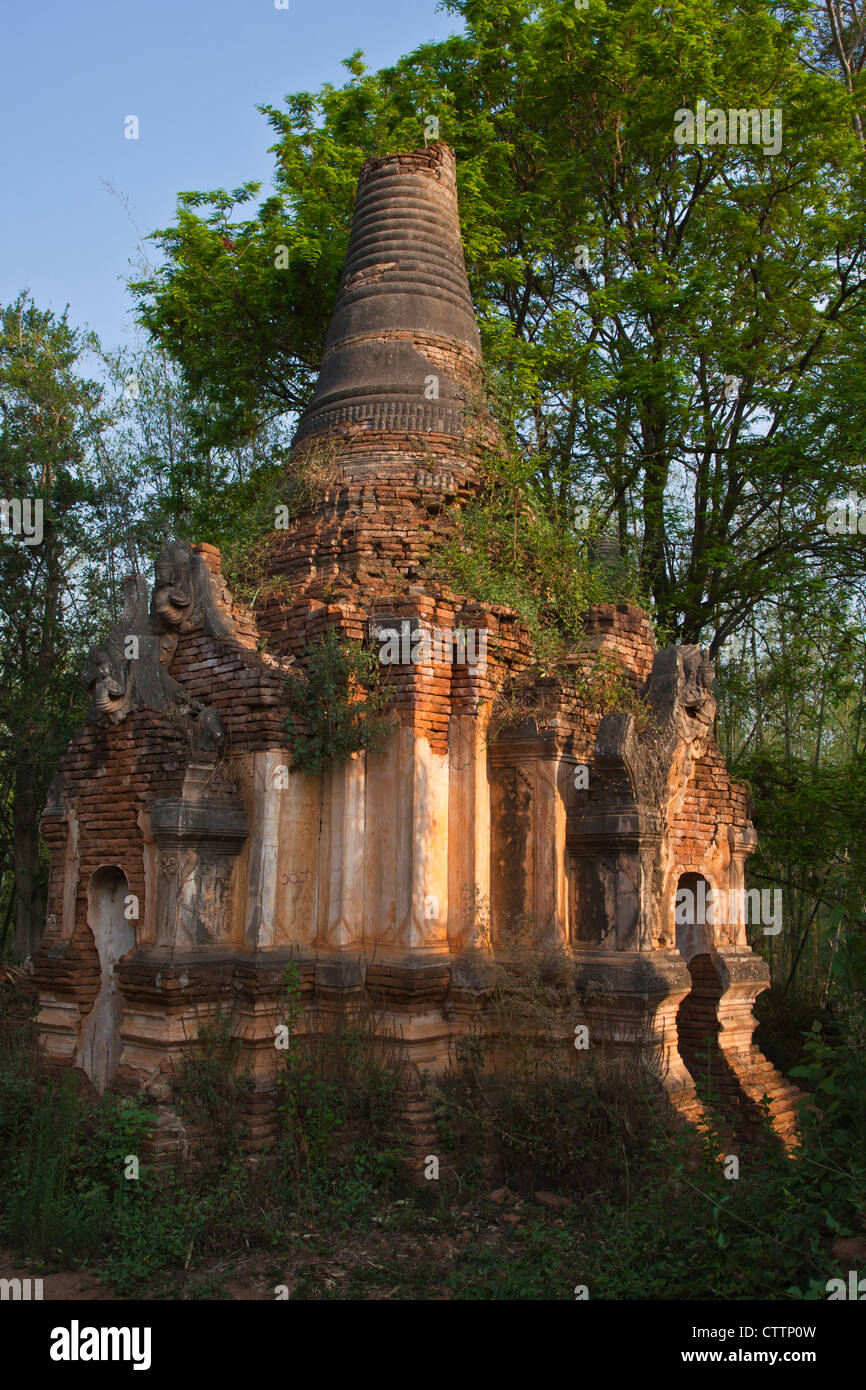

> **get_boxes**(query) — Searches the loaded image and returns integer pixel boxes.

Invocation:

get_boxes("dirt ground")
[0,1248,289,1300]
[0,1250,122,1300]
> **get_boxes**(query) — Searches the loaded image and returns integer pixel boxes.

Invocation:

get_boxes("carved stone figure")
[82,576,150,724]
[150,541,197,632]
[83,640,132,724]
[150,540,233,639]
[192,704,225,752]
[81,555,227,744]
[679,644,715,718]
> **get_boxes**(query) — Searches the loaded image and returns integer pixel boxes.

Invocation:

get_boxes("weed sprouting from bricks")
[283,629,393,774]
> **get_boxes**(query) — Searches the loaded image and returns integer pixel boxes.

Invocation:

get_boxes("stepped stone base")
[674,953,803,1145]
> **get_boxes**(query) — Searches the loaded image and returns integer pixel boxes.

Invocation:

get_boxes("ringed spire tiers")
[293,144,483,448]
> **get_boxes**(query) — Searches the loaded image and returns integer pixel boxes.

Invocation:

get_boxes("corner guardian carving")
[81,545,227,749]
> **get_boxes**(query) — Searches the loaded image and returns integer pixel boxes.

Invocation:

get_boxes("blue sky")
[1,0,461,352]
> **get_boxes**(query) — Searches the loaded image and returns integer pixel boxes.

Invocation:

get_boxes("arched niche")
[75,866,135,1091]
[673,870,713,964]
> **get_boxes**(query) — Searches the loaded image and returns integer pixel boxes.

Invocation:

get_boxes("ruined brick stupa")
[33,144,800,1145]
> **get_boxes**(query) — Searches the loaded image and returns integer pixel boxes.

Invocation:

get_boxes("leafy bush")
[789,978,866,1238]
[284,630,393,774]
[173,1010,253,1171]
[0,1068,152,1262]
[430,440,644,667]
[275,977,408,1222]
[431,937,664,1198]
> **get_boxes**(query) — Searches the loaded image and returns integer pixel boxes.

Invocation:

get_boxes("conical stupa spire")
[294,144,483,447]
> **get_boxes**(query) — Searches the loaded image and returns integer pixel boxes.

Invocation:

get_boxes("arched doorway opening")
[76,867,135,1091]
[673,872,723,1088]
[674,871,712,963]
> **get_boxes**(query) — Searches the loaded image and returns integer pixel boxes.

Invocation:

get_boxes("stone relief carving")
[151,788,249,949]
[81,575,151,725]
[680,645,715,717]
[150,540,234,639]
[648,643,716,739]
[593,643,717,811]
[567,644,720,952]
[81,544,230,746]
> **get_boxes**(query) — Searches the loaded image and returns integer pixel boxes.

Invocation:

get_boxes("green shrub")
[430,439,645,668]
[275,983,408,1222]
[174,1010,254,1170]
[0,1070,152,1262]
[284,630,393,775]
